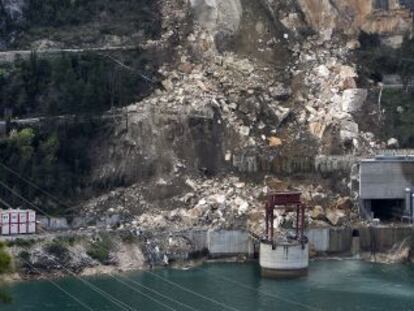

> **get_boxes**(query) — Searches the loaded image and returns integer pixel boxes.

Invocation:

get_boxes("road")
[0,45,140,63]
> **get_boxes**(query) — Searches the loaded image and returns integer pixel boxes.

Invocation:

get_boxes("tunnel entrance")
[370,199,405,221]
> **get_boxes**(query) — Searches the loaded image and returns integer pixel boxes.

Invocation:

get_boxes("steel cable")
[20,258,95,311]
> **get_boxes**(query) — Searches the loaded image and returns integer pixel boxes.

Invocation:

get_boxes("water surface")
[2,260,414,311]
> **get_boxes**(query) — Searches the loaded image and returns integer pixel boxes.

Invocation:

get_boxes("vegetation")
[6,238,36,248]
[0,49,158,211]
[87,235,114,265]
[356,32,414,146]
[381,89,414,146]
[120,231,139,244]
[45,240,69,261]
[0,51,155,118]
[0,120,105,212]
[0,242,12,304]
[1,0,161,48]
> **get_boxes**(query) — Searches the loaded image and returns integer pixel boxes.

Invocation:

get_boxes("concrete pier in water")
[260,240,309,278]
[259,192,309,278]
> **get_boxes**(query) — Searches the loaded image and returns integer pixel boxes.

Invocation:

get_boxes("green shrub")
[0,242,11,274]
[87,235,114,264]
[18,250,30,263]
[6,238,36,248]
[45,241,69,261]
[119,231,138,244]
[0,242,12,304]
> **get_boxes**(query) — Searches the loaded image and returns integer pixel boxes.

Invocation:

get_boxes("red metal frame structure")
[264,191,306,243]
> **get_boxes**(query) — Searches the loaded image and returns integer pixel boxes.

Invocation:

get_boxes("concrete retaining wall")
[207,230,251,256]
[307,226,413,254]
[307,228,352,253]
[232,153,358,175]
[358,226,414,252]
[38,215,121,231]
[328,227,353,253]
[184,230,208,251]
[181,227,413,257]
[183,229,253,257]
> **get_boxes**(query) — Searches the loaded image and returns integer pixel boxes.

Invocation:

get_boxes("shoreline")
[3,251,413,284]
[2,225,413,283]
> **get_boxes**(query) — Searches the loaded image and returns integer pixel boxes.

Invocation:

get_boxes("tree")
[0,242,12,304]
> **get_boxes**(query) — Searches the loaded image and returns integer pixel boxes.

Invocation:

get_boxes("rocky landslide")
[6,0,414,274]
[82,0,414,233]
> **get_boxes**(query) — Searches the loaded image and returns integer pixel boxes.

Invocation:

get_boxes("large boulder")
[335,197,353,210]
[339,120,359,142]
[190,0,242,35]
[325,208,347,226]
[341,89,367,113]
[311,205,326,221]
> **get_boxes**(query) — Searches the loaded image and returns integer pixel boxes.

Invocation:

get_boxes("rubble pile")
[288,36,380,154]
[129,175,264,231]
[127,27,294,152]
[81,173,359,236]
[83,0,408,237]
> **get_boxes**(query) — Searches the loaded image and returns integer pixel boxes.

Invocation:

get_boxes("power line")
[0,171,199,311]
[108,275,178,311]
[1,178,194,311]
[1,173,241,311]
[110,275,199,311]
[146,271,241,311]
[98,53,156,84]
[0,179,54,218]
[0,162,71,211]
[1,170,310,311]
[195,267,321,311]
[0,196,13,209]
[33,241,138,311]
[36,226,190,311]
[20,258,95,311]
[92,238,240,311]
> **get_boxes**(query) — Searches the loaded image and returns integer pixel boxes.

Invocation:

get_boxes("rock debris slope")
[80,0,414,233]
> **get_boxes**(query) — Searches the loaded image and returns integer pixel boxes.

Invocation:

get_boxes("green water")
[2,260,414,311]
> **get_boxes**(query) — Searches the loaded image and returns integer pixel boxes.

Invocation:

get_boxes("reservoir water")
[2,260,414,311]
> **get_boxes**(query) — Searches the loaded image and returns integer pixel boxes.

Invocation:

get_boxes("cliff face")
[295,0,413,44]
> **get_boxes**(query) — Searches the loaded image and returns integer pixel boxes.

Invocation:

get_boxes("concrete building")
[359,153,414,222]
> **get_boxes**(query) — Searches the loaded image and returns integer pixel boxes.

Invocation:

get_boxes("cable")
[4,180,239,311]
[33,234,138,311]
[0,196,13,209]
[4,173,238,311]
[0,162,72,211]
[0,179,54,218]
[0,175,214,311]
[36,224,187,311]
[77,233,201,311]
[108,275,178,311]
[38,211,232,311]
[20,258,95,311]
[0,184,139,310]
[98,53,156,83]
[195,267,321,311]
[37,225,186,311]
[146,271,241,311]
[111,275,199,311]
